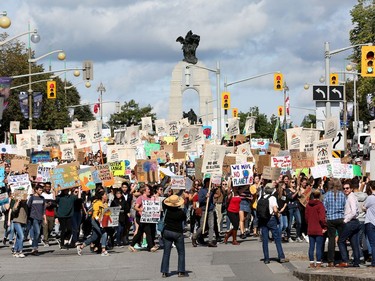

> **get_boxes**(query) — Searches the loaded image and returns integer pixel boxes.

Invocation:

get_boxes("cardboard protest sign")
[172,142,186,160]
[290,151,314,169]
[140,200,161,223]
[31,151,51,163]
[313,139,332,166]
[299,186,313,207]
[268,143,281,156]
[101,207,121,227]
[10,159,29,173]
[262,166,282,181]
[324,117,338,139]
[230,162,254,186]
[178,127,198,152]
[170,176,186,189]
[185,177,193,191]
[79,167,96,191]
[255,154,271,174]
[201,145,226,174]
[271,156,292,175]
[13,189,28,201]
[59,143,75,161]
[94,164,115,187]
[300,129,320,152]
[286,127,303,150]
[50,162,80,190]
[109,161,125,177]
[27,163,39,178]
[222,155,236,178]
[72,128,92,149]
[136,160,159,183]
[150,150,167,164]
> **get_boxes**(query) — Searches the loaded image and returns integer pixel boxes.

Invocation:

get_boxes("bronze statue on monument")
[176,30,200,64]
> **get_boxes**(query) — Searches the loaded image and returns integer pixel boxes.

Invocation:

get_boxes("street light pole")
[97,82,106,121]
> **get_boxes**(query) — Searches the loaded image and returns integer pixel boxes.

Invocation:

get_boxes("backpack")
[256,195,271,222]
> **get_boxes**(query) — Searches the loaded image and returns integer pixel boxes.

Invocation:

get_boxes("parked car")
[363,136,372,160]
[351,133,371,157]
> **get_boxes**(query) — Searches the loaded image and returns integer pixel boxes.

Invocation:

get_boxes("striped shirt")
[323,190,346,220]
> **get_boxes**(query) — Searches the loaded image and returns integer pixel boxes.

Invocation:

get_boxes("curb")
[293,269,375,281]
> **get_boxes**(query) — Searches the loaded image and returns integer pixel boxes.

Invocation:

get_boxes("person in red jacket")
[305,189,327,268]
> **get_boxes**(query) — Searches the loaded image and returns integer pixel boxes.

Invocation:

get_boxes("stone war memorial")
[169,30,213,127]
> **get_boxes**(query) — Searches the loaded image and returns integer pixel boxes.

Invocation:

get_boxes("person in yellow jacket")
[77,191,109,256]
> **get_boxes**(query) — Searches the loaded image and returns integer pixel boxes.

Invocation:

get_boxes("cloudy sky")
[5,0,357,127]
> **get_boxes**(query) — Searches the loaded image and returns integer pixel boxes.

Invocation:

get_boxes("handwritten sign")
[230,162,254,186]
[94,164,115,187]
[101,207,121,227]
[291,151,315,169]
[109,161,125,177]
[271,156,291,175]
[50,162,80,190]
[170,176,186,189]
[262,166,282,181]
[31,151,51,163]
[140,200,161,223]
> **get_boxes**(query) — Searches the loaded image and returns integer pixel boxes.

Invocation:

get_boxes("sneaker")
[101,251,109,256]
[296,237,303,243]
[17,252,25,258]
[30,250,39,256]
[302,234,309,243]
[29,239,32,246]
[76,245,82,256]
[279,258,289,263]
[42,240,50,247]
[134,243,142,250]
[13,252,18,257]
[128,245,138,252]
[288,238,294,243]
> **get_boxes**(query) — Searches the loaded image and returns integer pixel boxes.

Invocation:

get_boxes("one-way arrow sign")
[313,85,328,101]
[330,85,344,101]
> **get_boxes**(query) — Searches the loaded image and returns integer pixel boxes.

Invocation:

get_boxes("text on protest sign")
[50,162,80,190]
[170,176,186,189]
[230,162,254,186]
[140,200,161,223]
[101,207,121,227]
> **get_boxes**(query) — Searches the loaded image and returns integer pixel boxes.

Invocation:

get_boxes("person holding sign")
[28,185,46,256]
[77,191,110,257]
[160,195,187,278]
[10,198,27,258]
[223,185,241,245]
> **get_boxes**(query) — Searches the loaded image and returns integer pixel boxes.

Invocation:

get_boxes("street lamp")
[97,82,106,121]
[0,11,11,29]
[64,81,91,90]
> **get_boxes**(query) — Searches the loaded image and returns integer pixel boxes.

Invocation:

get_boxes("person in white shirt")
[336,180,361,268]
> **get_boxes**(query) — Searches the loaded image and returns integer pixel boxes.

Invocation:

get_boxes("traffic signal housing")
[278,106,284,117]
[221,92,230,109]
[330,73,338,85]
[274,73,283,91]
[361,46,375,77]
[232,108,238,118]
[47,81,56,99]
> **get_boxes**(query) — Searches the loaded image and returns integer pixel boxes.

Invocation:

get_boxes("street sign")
[332,130,345,151]
[312,86,327,101]
[329,85,344,101]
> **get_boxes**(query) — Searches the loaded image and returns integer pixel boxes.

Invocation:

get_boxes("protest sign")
[194,158,203,180]
[230,162,254,186]
[222,155,236,178]
[324,117,338,139]
[150,150,167,164]
[13,189,28,201]
[50,162,80,190]
[101,207,121,227]
[79,167,96,191]
[36,162,57,183]
[0,192,9,205]
[27,163,38,178]
[300,129,320,152]
[172,141,186,160]
[299,186,313,207]
[313,139,332,166]
[250,139,270,150]
[136,160,159,183]
[72,128,92,149]
[140,200,161,223]
[31,151,51,163]
[16,133,32,150]
[268,143,281,156]
[290,151,315,169]
[94,164,115,187]
[243,116,256,135]
[87,120,102,143]
[331,163,354,179]
[186,161,195,177]
[10,121,20,134]
[227,118,240,136]
[255,154,271,174]
[262,166,282,181]
[8,174,32,194]
[271,155,292,175]
[178,127,198,152]
[310,164,332,179]
[202,145,226,174]
[144,142,161,157]
[59,143,75,161]
[236,142,253,158]
[41,131,60,147]
[109,161,125,177]
[170,176,186,189]
[155,119,167,135]
[286,127,303,150]
[10,159,29,173]
[125,126,141,147]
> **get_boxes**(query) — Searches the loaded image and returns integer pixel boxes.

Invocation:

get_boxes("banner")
[33,92,43,119]
[230,162,254,186]
[313,139,332,166]
[19,92,29,119]
[201,145,226,174]
[0,77,12,109]
[140,200,161,223]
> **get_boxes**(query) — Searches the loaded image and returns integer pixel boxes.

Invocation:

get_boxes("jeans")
[4,221,14,241]
[116,223,124,245]
[84,218,107,248]
[161,229,185,274]
[13,223,24,253]
[29,218,42,250]
[287,207,301,239]
[251,209,258,229]
[278,215,288,237]
[261,216,285,262]
[72,212,82,244]
[308,235,324,262]
[365,223,375,266]
[327,218,344,263]
[338,219,361,265]
[359,221,371,258]
[194,210,214,242]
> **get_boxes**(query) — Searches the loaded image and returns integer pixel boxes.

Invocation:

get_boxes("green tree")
[300,114,316,128]
[108,99,156,129]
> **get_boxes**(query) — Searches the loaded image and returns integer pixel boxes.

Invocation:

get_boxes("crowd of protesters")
[0,150,375,279]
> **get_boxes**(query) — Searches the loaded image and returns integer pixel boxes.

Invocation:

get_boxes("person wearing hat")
[259,184,288,264]
[160,194,187,278]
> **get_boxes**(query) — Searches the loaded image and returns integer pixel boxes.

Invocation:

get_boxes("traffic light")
[83,60,94,80]
[361,46,375,77]
[278,106,283,117]
[330,73,338,85]
[274,73,283,91]
[221,92,230,109]
[47,81,56,99]
[232,108,238,118]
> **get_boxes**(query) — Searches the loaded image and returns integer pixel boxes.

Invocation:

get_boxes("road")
[0,235,306,281]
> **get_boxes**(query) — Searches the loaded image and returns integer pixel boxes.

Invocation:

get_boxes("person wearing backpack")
[258,184,288,264]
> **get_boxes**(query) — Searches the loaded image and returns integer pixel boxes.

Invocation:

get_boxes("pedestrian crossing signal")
[47,81,56,99]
